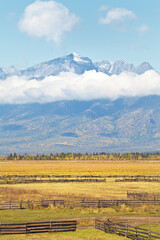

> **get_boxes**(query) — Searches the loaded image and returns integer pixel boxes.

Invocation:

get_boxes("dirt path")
[107,216,160,226]
[53,216,160,228]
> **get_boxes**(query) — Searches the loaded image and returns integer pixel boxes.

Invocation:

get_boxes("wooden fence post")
[20,200,22,209]
[98,200,101,208]
[104,222,107,233]
[135,227,137,239]
[125,225,128,237]
[50,220,52,232]
[81,198,85,207]
[26,223,28,235]
[41,200,43,207]
[148,230,151,240]
[114,222,117,234]
[94,218,96,229]
[106,218,110,233]
[0,222,1,235]
[134,192,137,199]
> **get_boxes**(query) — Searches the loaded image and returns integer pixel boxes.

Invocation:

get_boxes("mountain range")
[0,53,159,154]
[0,52,154,80]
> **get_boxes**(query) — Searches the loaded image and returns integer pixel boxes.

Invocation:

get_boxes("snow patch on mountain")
[0,53,155,80]
[95,60,153,75]
[72,52,89,63]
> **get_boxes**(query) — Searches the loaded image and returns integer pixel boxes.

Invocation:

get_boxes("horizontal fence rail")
[0,174,106,179]
[0,199,160,210]
[0,175,106,184]
[127,191,160,200]
[116,176,160,182]
[1,174,160,184]
[95,219,160,240]
[1,174,160,179]
[0,220,77,235]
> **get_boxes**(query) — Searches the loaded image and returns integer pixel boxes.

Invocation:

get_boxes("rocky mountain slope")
[0,53,158,154]
[0,95,160,154]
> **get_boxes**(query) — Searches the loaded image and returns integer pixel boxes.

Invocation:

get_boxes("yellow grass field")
[0,160,160,239]
[0,160,160,201]
[1,179,160,201]
[0,160,160,175]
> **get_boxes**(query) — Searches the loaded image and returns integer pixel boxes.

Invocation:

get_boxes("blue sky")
[0,0,159,71]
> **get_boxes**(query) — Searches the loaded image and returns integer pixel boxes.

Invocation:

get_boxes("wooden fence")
[0,220,77,235]
[1,174,160,179]
[1,174,160,184]
[95,219,160,239]
[127,191,160,200]
[115,176,160,182]
[0,175,106,184]
[0,199,160,210]
[0,174,105,179]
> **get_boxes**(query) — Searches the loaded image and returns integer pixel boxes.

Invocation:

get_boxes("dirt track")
[57,216,160,228]
[108,216,160,226]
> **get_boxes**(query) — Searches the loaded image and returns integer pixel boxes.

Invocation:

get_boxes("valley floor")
[1,160,160,239]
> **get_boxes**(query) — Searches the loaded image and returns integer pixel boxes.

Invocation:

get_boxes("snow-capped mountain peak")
[71,52,89,63]
[135,62,153,74]
[19,53,96,78]
[0,53,155,80]
[95,60,153,75]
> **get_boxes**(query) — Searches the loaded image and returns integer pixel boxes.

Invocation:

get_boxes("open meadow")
[0,160,160,201]
[1,160,160,239]
[1,160,160,175]
[0,229,127,240]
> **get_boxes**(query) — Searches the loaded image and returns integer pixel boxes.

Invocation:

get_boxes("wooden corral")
[127,191,160,200]
[115,176,160,182]
[0,199,160,210]
[0,220,77,235]
[95,218,160,239]
[0,175,106,184]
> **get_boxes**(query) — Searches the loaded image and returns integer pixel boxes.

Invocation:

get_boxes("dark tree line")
[4,152,160,161]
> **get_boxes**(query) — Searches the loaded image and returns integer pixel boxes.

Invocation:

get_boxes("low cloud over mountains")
[0,53,158,104]
[0,70,160,104]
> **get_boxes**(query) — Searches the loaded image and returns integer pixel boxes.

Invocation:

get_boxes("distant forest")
[4,152,160,161]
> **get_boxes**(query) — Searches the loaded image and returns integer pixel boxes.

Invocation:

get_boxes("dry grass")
[0,160,160,202]
[0,187,40,201]
[0,160,160,175]
[1,178,160,201]
[0,160,159,239]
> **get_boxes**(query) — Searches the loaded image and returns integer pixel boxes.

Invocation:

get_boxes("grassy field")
[0,207,159,224]
[1,180,160,201]
[0,229,126,240]
[0,160,160,201]
[0,160,160,175]
[1,160,160,239]
[139,223,160,233]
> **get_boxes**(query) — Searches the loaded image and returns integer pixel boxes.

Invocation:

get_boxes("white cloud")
[137,25,150,35]
[99,8,136,25]
[19,0,79,43]
[0,70,160,104]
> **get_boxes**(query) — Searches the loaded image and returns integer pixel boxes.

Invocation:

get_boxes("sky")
[1,0,160,104]
[0,0,160,71]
